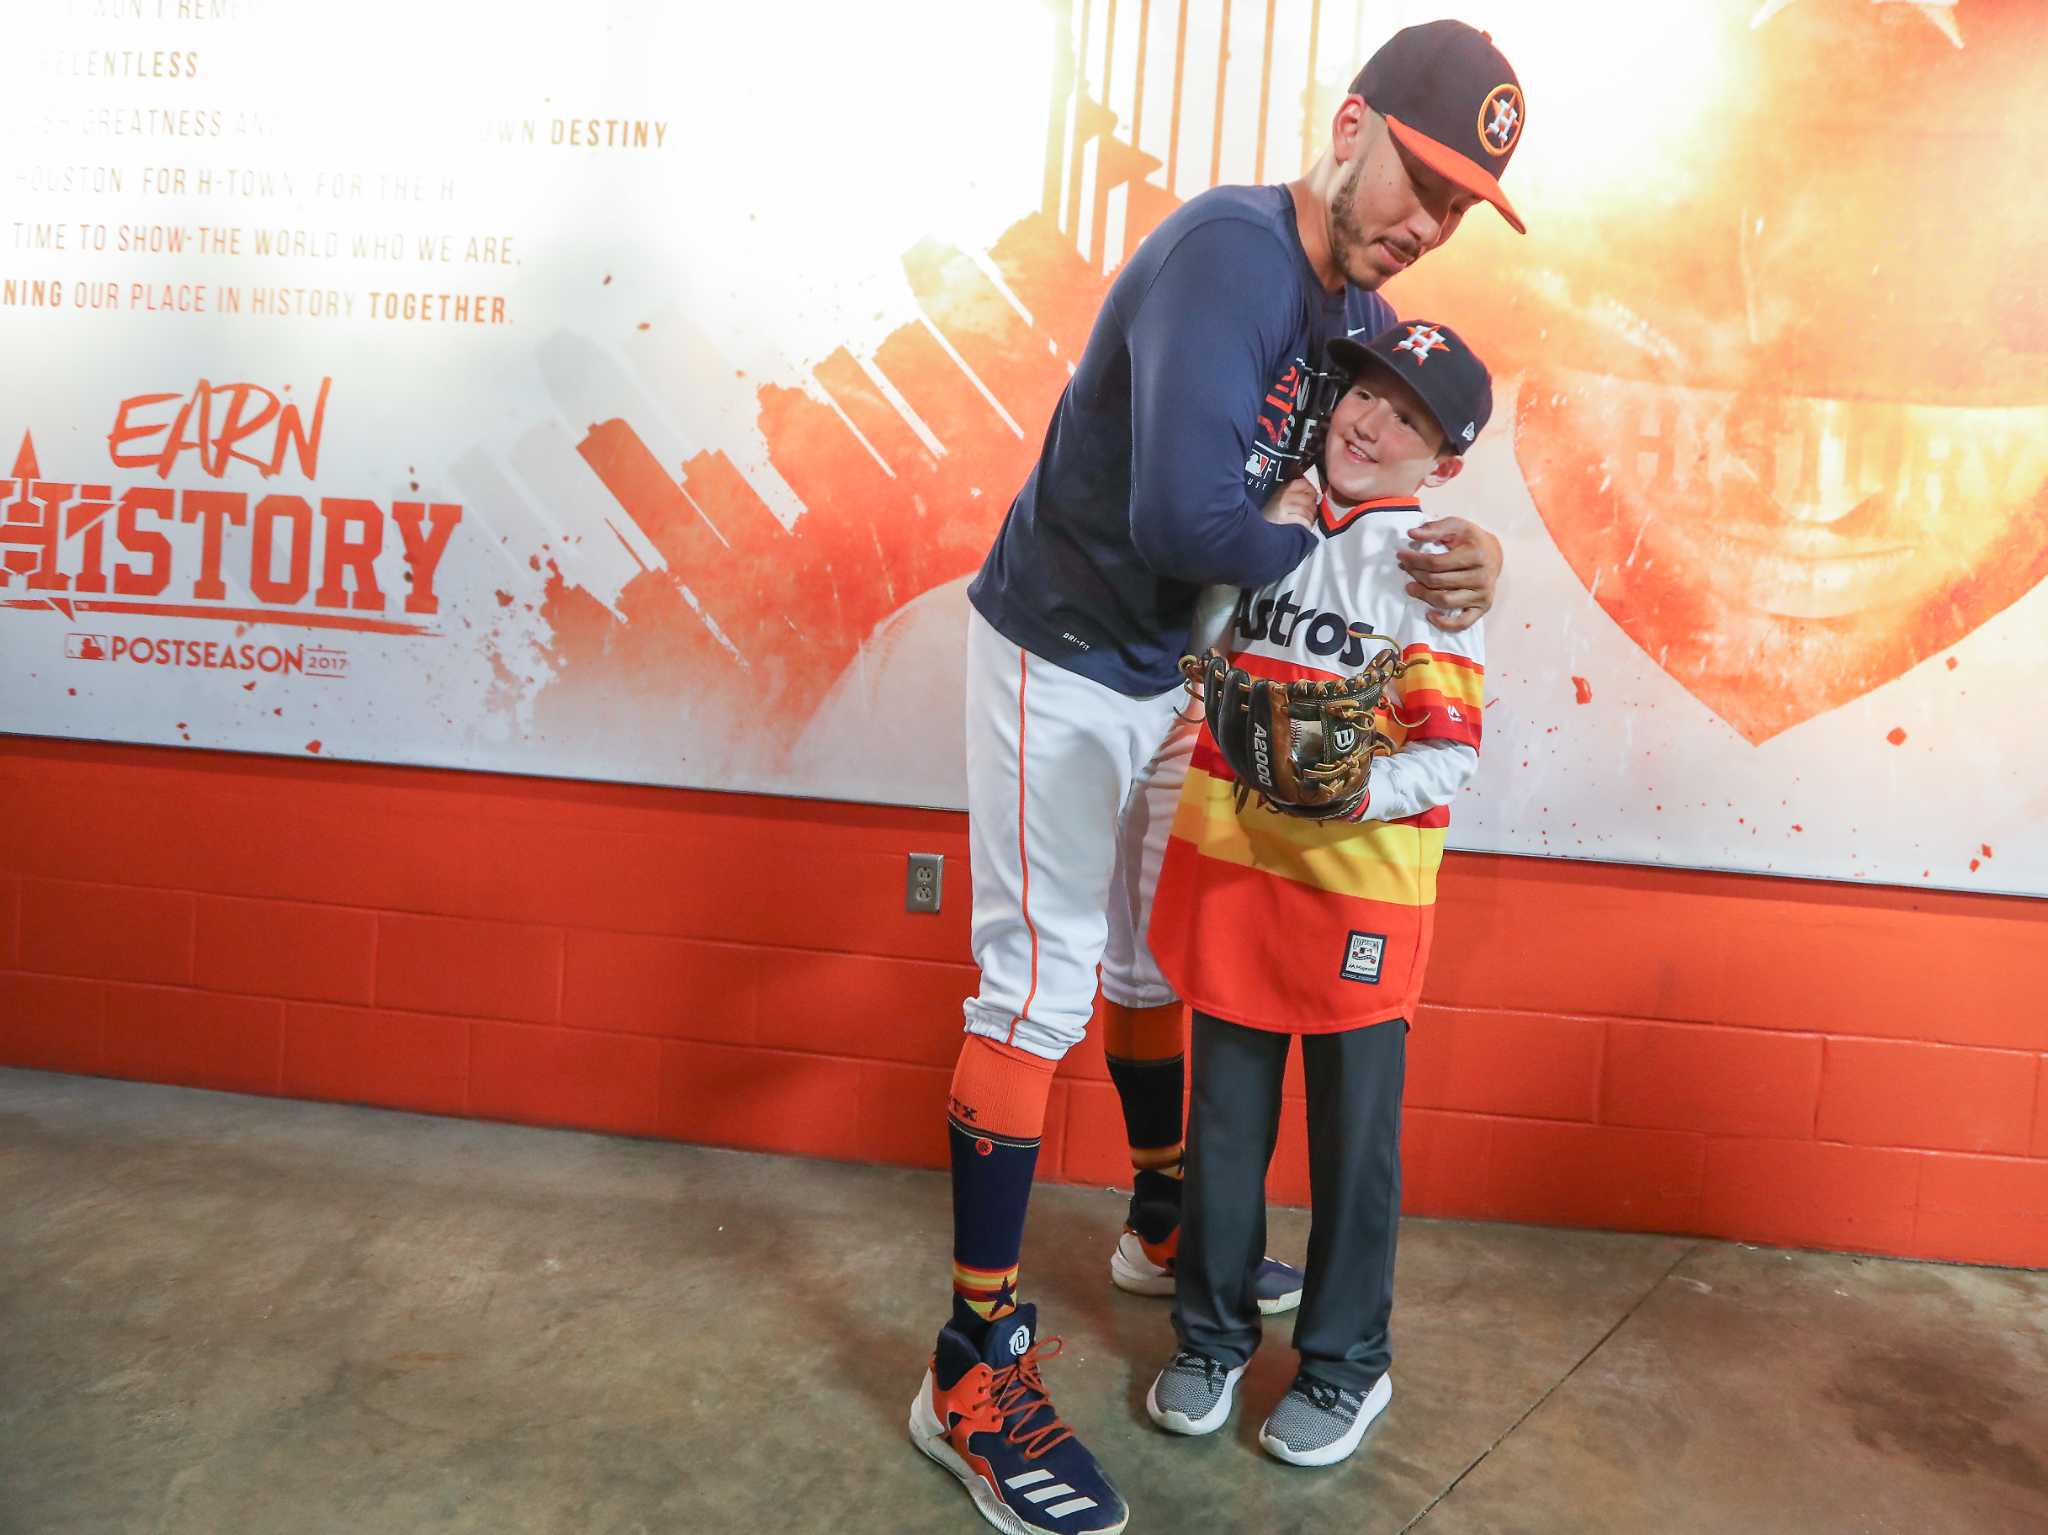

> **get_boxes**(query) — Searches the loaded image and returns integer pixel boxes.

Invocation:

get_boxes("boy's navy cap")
[1327,320,1494,455]
[1351,20,1526,234]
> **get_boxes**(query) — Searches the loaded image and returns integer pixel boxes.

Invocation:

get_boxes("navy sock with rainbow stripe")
[948,1120,1038,1333]
[946,1035,1057,1334]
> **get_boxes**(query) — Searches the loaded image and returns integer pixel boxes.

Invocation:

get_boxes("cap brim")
[1384,115,1525,235]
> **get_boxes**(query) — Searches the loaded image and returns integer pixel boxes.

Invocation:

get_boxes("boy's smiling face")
[1321,362,1462,505]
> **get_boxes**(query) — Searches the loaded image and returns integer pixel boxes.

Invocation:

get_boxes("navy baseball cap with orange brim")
[1351,19,1526,234]
[1327,319,1494,455]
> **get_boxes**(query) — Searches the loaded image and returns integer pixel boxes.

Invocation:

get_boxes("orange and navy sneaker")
[908,1303,1128,1535]
[1108,1176,1304,1314]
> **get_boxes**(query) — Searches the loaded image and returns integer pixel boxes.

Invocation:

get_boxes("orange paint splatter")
[1571,675,1592,705]
[1945,656,1958,670]
[1886,727,1907,745]
[1969,858,1980,872]
[495,590,514,607]
[1980,844,1993,858]
[305,740,322,754]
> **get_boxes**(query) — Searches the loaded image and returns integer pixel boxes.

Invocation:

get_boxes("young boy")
[1141,319,1493,1467]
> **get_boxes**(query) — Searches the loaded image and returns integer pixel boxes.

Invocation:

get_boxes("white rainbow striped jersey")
[1149,493,1486,1033]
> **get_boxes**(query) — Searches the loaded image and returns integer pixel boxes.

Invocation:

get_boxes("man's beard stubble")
[1325,152,1386,292]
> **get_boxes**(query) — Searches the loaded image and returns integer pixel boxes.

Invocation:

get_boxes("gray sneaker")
[1258,1372,1393,1466]
[1145,1348,1246,1436]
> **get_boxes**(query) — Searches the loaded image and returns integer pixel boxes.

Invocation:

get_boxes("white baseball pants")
[961,607,1197,1062]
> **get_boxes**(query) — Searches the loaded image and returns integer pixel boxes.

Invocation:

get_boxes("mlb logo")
[1340,931,1385,985]
[66,634,109,661]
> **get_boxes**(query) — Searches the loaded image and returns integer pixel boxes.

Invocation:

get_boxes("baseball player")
[1142,319,1492,1468]
[909,23,1526,1534]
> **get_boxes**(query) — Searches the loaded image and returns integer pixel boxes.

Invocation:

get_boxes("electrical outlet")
[906,853,943,914]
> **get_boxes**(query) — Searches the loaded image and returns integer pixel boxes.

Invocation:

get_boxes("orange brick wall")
[2,734,2044,1268]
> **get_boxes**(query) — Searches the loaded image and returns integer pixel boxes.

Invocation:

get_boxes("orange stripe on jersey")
[1398,647,1484,702]
[1402,641,1483,672]
[1319,495,1419,535]
[1149,825,1435,1031]
[1388,644,1484,747]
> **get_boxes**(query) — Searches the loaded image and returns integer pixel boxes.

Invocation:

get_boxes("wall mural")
[3,0,2042,895]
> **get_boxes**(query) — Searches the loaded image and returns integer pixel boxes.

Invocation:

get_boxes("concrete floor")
[1,1072,2044,1535]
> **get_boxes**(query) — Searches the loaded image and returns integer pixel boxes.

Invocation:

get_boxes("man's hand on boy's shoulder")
[1397,518,1502,632]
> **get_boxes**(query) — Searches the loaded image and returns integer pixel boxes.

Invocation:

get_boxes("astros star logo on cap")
[1480,84,1523,156]
[1395,324,1449,364]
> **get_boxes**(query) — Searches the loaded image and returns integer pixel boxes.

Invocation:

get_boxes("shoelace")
[1297,1378,1346,1414]
[989,1336,1076,1459]
[1171,1349,1225,1384]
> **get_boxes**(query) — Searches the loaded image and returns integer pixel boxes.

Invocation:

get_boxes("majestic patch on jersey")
[1395,324,1448,365]
[1340,931,1386,985]
[1480,84,1523,157]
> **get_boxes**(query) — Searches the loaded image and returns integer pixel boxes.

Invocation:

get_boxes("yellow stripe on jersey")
[1171,767,1446,906]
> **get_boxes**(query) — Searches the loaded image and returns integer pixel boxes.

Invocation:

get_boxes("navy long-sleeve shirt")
[968,184,1395,697]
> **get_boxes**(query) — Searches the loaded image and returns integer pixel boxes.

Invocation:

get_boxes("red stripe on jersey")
[1396,686,1483,747]
[1222,653,1350,685]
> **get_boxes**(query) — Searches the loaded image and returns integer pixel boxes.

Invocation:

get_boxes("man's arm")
[1124,220,1317,590]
